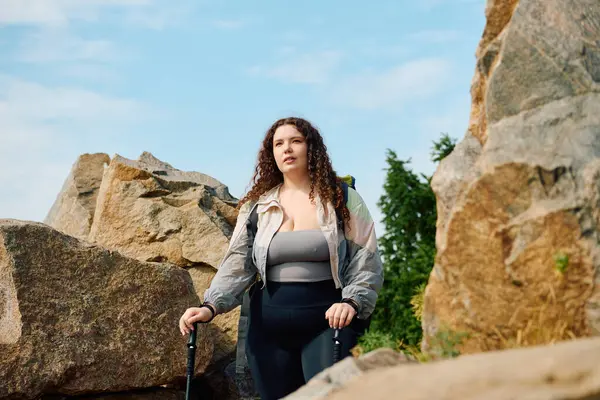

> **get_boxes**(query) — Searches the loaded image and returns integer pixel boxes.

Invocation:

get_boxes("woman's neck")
[281,172,311,193]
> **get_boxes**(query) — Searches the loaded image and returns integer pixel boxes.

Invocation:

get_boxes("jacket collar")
[254,183,334,226]
[256,183,282,214]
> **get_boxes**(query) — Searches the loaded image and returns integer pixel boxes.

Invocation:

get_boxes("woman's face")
[272,124,308,176]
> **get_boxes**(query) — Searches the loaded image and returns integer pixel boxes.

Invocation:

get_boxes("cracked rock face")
[422,0,600,354]
[87,152,238,269]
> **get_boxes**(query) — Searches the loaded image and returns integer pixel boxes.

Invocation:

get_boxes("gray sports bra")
[266,229,333,282]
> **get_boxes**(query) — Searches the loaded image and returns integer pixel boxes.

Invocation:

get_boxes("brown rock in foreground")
[423,0,600,353]
[44,153,111,240]
[88,152,237,269]
[324,337,600,400]
[284,348,414,400]
[41,387,184,400]
[0,219,212,399]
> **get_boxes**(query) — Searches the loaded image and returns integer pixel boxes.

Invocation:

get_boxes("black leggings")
[245,280,365,400]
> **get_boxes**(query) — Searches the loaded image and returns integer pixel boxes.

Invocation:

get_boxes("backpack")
[234,176,356,385]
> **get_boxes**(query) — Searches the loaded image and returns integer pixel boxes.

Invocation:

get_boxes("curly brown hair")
[238,117,350,227]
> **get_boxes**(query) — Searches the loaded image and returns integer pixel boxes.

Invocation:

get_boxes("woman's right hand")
[179,306,214,336]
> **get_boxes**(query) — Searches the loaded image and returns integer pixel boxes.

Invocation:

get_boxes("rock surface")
[43,151,245,398]
[45,152,241,367]
[42,387,185,400]
[44,153,111,240]
[423,0,600,353]
[188,266,240,363]
[323,337,600,400]
[284,348,414,399]
[0,219,212,399]
[88,152,237,269]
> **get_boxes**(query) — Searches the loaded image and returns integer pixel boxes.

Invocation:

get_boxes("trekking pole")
[185,322,199,400]
[332,328,342,364]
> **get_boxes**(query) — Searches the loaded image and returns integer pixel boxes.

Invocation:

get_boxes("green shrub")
[368,133,456,348]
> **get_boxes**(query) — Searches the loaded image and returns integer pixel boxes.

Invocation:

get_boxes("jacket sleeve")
[341,188,384,320]
[203,201,258,314]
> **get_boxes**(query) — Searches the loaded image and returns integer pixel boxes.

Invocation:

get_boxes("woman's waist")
[267,261,333,282]
[260,279,341,308]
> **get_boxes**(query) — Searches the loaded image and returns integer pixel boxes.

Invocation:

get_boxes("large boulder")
[0,219,213,399]
[88,152,237,268]
[44,153,111,240]
[423,0,600,353]
[319,337,600,400]
[44,152,245,397]
[45,152,241,364]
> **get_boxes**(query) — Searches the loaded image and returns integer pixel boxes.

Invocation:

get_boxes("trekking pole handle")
[186,322,198,377]
[185,321,209,400]
[332,328,342,363]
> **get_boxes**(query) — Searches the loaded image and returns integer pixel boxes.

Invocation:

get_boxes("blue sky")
[0,0,486,236]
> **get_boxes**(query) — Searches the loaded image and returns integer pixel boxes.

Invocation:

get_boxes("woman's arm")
[340,187,384,320]
[202,201,258,315]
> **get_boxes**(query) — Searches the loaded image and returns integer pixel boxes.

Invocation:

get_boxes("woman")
[179,117,383,400]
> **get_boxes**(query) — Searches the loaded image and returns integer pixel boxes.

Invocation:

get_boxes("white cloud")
[17,29,116,63]
[358,43,410,59]
[0,156,72,222]
[408,29,462,44]
[0,0,150,27]
[249,51,343,84]
[3,0,182,82]
[0,75,151,221]
[0,0,195,30]
[124,2,196,30]
[420,0,485,11]
[329,58,452,110]
[211,19,247,30]
[248,51,452,111]
[0,0,182,222]
[59,64,121,83]
[354,30,459,62]
[0,75,143,122]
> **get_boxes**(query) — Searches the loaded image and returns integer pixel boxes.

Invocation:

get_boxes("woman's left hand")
[325,302,356,329]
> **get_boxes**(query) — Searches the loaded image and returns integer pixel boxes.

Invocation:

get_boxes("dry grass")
[483,300,579,351]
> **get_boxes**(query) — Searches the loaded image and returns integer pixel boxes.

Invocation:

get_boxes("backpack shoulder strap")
[336,181,350,234]
[342,180,349,204]
[237,202,259,386]
[244,204,259,272]
[247,203,259,236]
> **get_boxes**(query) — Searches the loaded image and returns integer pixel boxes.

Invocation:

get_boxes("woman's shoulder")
[238,200,254,214]
[236,184,281,214]
[344,185,374,223]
